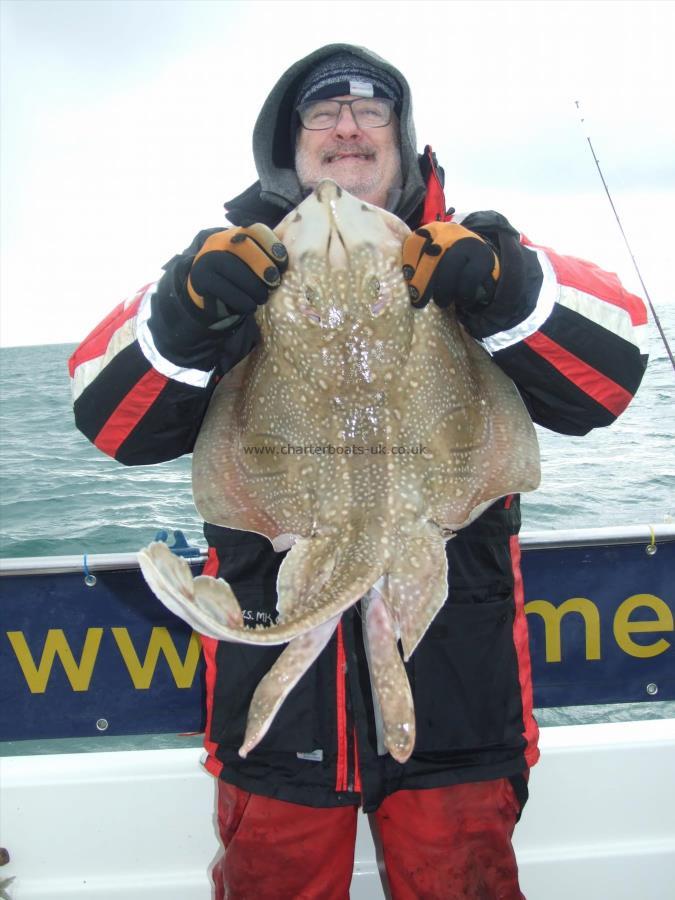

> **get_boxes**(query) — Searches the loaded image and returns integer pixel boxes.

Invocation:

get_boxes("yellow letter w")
[6,629,103,693]
[112,627,201,689]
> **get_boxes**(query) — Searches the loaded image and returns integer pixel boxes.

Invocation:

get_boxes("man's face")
[295,95,402,209]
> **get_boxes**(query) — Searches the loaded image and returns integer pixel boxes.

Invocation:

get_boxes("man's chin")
[298,168,382,205]
[323,157,376,178]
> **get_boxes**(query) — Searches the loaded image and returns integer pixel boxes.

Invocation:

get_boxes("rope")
[575,101,675,375]
[83,553,97,587]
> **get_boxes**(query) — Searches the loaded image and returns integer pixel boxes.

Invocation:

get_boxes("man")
[69,44,647,899]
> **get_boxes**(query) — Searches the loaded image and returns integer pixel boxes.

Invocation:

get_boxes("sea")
[1,308,673,743]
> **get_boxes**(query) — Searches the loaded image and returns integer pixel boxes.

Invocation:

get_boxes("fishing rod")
[574,100,675,374]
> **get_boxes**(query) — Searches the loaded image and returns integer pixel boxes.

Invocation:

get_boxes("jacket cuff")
[146,254,244,371]
[454,211,543,341]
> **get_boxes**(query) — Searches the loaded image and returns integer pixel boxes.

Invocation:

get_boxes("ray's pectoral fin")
[239,615,341,759]
[385,526,450,660]
[363,588,416,764]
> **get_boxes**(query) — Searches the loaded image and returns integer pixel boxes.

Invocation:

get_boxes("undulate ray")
[138,180,540,763]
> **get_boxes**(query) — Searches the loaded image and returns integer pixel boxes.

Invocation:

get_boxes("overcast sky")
[2,0,674,348]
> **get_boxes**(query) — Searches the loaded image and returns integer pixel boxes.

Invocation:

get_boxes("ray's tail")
[138,537,383,645]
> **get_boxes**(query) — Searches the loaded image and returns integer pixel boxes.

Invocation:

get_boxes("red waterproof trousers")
[212,778,525,899]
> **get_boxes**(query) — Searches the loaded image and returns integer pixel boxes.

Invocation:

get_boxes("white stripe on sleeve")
[481,247,559,353]
[70,316,138,402]
[556,284,649,355]
[136,285,215,388]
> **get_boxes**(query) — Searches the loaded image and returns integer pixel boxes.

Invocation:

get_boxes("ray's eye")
[301,285,321,324]
[367,275,388,316]
[300,306,321,325]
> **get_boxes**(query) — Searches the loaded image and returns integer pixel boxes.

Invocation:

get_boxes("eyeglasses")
[297,98,395,131]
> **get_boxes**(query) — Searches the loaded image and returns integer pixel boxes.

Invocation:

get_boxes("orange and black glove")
[402,222,500,310]
[187,224,288,324]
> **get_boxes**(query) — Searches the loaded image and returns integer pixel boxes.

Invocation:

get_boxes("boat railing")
[1,523,673,575]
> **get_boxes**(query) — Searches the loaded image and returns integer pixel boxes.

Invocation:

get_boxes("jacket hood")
[225,43,427,226]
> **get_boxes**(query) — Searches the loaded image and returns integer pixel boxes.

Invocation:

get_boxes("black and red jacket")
[69,152,648,812]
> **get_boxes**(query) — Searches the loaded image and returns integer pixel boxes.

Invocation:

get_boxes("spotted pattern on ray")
[138,180,540,763]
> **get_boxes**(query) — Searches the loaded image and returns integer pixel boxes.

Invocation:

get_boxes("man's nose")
[334,104,361,138]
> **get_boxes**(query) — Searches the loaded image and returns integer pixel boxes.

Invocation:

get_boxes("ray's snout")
[315,179,342,203]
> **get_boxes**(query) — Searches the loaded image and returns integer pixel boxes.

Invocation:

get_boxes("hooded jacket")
[225,44,427,228]
[69,44,648,812]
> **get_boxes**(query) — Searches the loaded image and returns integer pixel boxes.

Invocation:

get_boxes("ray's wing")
[430,325,540,528]
[398,309,540,531]
[192,355,321,542]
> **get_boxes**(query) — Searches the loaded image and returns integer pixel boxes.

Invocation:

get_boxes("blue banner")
[1,537,673,741]
[1,564,205,741]
[521,539,674,708]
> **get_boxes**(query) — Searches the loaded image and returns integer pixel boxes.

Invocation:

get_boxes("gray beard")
[295,145,402,210]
